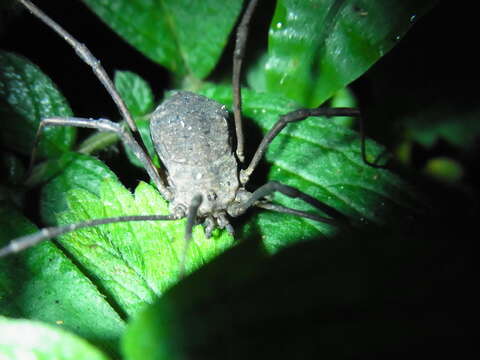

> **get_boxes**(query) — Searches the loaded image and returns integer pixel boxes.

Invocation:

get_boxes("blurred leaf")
[82,0,244,79]
[123,226,462,360]
[0,151,25,185]
[0,50,76,158]
[262,0,437,106]
[424,157,464,183]
[328,87,357,127]
[404,104,480,149]
[0,317,109,360]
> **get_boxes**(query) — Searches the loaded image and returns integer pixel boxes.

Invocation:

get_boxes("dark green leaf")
[123,226,457,360]
[122,240,267,360]
[262,0,437,106]
[404,104,480,149]
[82,0,244,79]
[0,317,110,360]
[0,151,25,185]
[0,51,76,158]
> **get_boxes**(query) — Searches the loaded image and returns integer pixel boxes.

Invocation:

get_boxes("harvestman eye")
[0,0,385,275]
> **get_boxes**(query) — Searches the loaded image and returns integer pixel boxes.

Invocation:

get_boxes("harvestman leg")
[240,107,380,184]
[20,0,168,189]
[235,107,378,226]
[0,214,177,257]
[18,0,137,133]
[180,194,203,277]
[239,181,349,225]
[232,0,259,163]
[0,116,180,258]
[30,117,172,200]
[232,0,385,171]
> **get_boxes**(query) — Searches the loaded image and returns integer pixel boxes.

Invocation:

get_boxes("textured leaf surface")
[82,0,244,78]
[261,0,437,106]
[40,155,234,318]
[0,317,109,360]
[0,51,75,158]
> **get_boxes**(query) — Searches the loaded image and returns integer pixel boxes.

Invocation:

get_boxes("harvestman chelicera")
[0,0,383,264]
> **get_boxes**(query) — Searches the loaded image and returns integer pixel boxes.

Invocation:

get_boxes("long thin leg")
[29,117,171,200]
[17,0,137,133]
[256,202,338,225]
[0,214,177,257]
[240,107,383,184]
[357,113,387,169]
[232,0,259,163]
[237,180,349,224]
[180,194,203,277]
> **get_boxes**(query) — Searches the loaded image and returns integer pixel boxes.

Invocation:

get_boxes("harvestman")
[0,0,382,260]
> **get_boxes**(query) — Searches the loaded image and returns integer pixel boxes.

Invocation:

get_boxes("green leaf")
[39,153,119,225]
[40,155,234,318]
[262,0,437,106]
[0,204,125,356]
[200,84,420,253]
[328,87,357,128]
[0,317,109,360]
[112,70,159,168]
[114,71,154,117]
[82,0,244,79]
[0,51,76,158]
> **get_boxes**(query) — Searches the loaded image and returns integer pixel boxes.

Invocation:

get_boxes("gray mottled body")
[150,91,241,220]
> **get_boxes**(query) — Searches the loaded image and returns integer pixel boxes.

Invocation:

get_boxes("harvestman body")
[0,0,381,260]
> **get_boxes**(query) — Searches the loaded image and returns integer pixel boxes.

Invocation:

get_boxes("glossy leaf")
[0,51,76,158]
[82,0,244,78]
[0,317,109,360]
[262,0,437,106]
